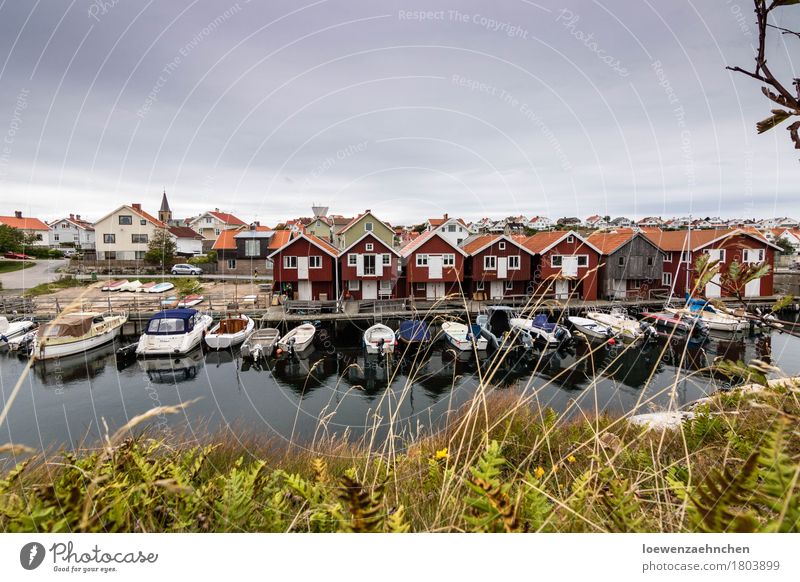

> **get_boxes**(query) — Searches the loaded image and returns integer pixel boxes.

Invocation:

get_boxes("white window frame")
[416,254,428,267]
[415,282,425,291]
[663,252,673,263]
[704,248,726,263]
[443,254,455,267]
[364,222,373,232]
[505,280,514,291]
[680,250,691,263]
[447,224,456,232]
[743,248,764,263]
[662,272,672,286]
[283,256,297,269]
[348,253,357,266]
[550,255,563,267]
[365,243,373,251]
[244,239,259,257]
[348,280,360,291]
[309,255,322,269]
[484,255,497,270]
[577,255,589,267]
[498,241,506,250]
[227,258,236,269]
[382,253,391,265]
[567,235,575,243]
[476,280,485,291]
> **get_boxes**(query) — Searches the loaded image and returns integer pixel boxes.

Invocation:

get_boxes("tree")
[144,228,177,266]
[0,225,26,253]
[727,1,800,150]
[774,237,795,254]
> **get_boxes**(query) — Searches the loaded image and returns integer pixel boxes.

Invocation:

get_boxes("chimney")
[132,203,142,211]
[215,207,220,212]
[14,210,22,219]
[69,213,74,220]
[76,215,81,221]
[443,213,448,220]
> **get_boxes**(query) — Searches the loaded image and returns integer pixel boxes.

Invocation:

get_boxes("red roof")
[130,206,166,228]
[0,215,49,231]
[168,226,202,239]
[643,228,776,252]
[586,229,637,254]
[212,230,237,250]
[268,230,292,250]
[209,211,246,226]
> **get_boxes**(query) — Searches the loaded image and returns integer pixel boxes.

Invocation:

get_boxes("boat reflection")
[32,339,120,386]
[270,347,334,397]
[138,348,205,384]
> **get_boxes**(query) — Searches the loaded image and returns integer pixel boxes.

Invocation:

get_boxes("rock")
[628,411,694,431]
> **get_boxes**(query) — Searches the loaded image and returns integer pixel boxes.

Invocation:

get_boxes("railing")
[283,299,340,314]
[0,296,34,315]
[357,298,407,314]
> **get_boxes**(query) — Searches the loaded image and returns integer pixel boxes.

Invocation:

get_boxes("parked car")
[171,263,203,276]
[3,252,34,260]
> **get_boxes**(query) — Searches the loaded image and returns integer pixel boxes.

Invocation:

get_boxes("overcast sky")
[0,0,798,226]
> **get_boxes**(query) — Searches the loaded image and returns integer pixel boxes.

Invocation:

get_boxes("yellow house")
[335,210,395,250]
[94,203,166,260]
[304,216,332,241]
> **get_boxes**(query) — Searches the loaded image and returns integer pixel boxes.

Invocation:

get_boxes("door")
[611,279,626,299]
[297,257,309,279]
[363,254,376,275]
[428,255,443,279]
[706,274,721,298]
[362,280,378,300]
[490,280,504,299]
[744,277,760,297]
[555,279,569,299]
[298,280,312,300]
[426,282,445,299]
[562,255,579,277]
[497,257,508,279]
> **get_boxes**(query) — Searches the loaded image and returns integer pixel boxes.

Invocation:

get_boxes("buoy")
[276,348,283,356]
[607,338,616,345]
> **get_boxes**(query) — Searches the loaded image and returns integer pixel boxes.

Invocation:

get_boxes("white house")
[0,211,50,246]
[186,209,247,250]
[49,214,95,250]
[425,214,474,246]
[94,203,166,260]
[168,226,203,256]
[584,215,608,229]
[768,228,800,253]
[528,216,553,230]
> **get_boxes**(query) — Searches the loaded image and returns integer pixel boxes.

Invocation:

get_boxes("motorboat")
[0,316,36,346]
[476,306,535,351]
[241,325,281,360]
[277,323,316,354]
[177,294,204,308]
[363,323,397,355]
[136,308,213,356]
[7,329,37,353]
[33,311,127,360]
[101,279,127,292]
[396,320,431,345]
[641,311,709,337]
[118,280,143,292]
[586,308,656,343]
[510,314,572,347]
[204,314,255,349]
[567,316,613,341]
[666,298,746,332]
[441,321,488,352]
[147,282,175,294]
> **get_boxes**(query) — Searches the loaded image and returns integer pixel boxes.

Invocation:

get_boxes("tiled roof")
[586,229,637,254]
[0,215,49,230]
[131,206,166,229]
[461,234,501,255]
[643,228,774,252]
[518,231,570,253]
[209,211,246,226]
[211,230,237,250]
[268,230,292,250]
[168,226,202,239]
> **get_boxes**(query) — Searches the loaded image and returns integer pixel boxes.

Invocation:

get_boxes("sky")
[0,0,798,226]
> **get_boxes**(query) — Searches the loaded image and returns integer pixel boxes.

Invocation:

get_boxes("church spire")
[159,189,172,223]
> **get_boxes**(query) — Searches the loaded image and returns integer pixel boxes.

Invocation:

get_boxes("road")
[0,259,67,290]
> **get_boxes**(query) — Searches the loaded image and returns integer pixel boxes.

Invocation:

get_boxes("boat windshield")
[147,318,186,334]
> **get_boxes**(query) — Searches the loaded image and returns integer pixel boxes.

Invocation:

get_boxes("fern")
[755,419,800,532]
[337,474,385,532]
[462,440,519,532]
[688,452,759,532]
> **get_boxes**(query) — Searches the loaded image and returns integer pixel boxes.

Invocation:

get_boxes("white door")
[497,257,508,279]
[744,277,760,297]
[297,257,309,279]
[362,280,378,300]
[298,280,312,300]
[562,255,579,277]
[428,255,443,279]
[426,282,445,299]
[706,273,721,298]
[555,279,569,299]
[490,280,504,299]
[611,279,626,299]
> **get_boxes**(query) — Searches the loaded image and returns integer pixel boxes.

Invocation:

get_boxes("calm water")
[1,319,798,451]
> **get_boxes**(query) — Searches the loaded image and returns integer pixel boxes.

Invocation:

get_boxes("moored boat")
[586,308,656,343]
[363,323,397,355]
[136,308,213,356]
[567,316,613,341]
[33,312,127,360]
[476,306,535,351]
[118,280,143,292]
[641,311,709,336]
[0,316,36,346]
[204,314,255,349]
[511,314,572,348]
[241,325,281,360]
[101,279,127,292]
[277,323,316,354]
[666,299,746,332]
[396,320,431,345]
[148,282,175,294]
[441,321,488,352]
[177,294,204,308]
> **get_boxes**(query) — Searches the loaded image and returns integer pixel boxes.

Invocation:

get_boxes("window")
[618,257,625,266]
[309,256,322,269]
[646,256,654,267]
[505,280,513,290]
[508,255,520,270]
[227,258,237,269]
[382,253,391,265]
[416,283,425,291]
[118,215,132,225]
[365,243,373,251]
[680,250,691,263]
[205,217,212,224]
[54,234,59,241]
[743,248,765,263]
[416,254,428,266]
[103,234,116,244]
[348,280,360,291]
[705,249,726,262]
[448,224,456,232]
[244,239,259,257]
[215,228,221,236]
[135,251,146,260]
[551,255,563,267]
[567,235,575,243]
[484,255,497,270]
[577,255,589,267]
[664,252,673,262]
[380,280,392,292]
[283,256,297,269]
[443,254,455,267]
[457,238,464,245]
[106,251,116,260]
[498,241,506,250]
[140,219,147,226]
[348,253,357,266]
[363,254,376,275]
[364,222,373,232]
[476,280,485,291]
[662,272,672,286]
[131,234,148,244]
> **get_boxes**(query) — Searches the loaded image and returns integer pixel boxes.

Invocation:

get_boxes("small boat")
[160,296,178,307]
[363,323,397,355]
[666,298,746,332]
[277,323,316,354]
[641,311,709,336]
[567,316,613,341]
[7,329,37,352]
[136,308,213,356]
[241,325,281,360]
[586,308,656,343]
[441,321,488,351]
[204,314,255,349]
[177,294,204,308]
[118,280,143,292]
[101,279,128,292]
[0,316,36,346]
[33,311,127,360]
[476,306,535,351]
[396,320,431,345]
[147,282,175,294]
[510,314,572,347]
[138,281,157,293]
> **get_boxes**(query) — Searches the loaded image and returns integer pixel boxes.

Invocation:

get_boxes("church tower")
[158,190,172,224]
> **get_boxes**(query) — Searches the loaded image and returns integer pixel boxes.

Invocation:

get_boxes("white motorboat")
[441,321,488,351]
[510,314,572,347]
[586,308,656,343]
[204,314,254,349]
[241,326,281,360]
[665,306,745,332]
[567,316,613,340]
[476,306,535,351]
[0,316,36,346]
[33,312,127,360]
[136,308,213,356]
[277,323,316,354]
[363,323,397,355]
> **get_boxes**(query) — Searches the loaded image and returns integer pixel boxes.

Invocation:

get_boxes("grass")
[0,261,34,274]
[22,277,86,296]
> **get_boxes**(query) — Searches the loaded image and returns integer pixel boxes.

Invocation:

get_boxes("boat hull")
[34,324,122,360]
[136,315,212,356]
[204,316,254,349]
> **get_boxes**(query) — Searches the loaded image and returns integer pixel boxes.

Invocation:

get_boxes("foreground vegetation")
[22,276,86,296]
[1,374,798,533]
[0,260,34,274]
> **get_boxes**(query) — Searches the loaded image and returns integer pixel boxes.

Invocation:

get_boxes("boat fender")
[607,337,616,345]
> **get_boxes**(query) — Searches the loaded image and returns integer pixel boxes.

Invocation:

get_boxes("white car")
[171,263,203,276]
